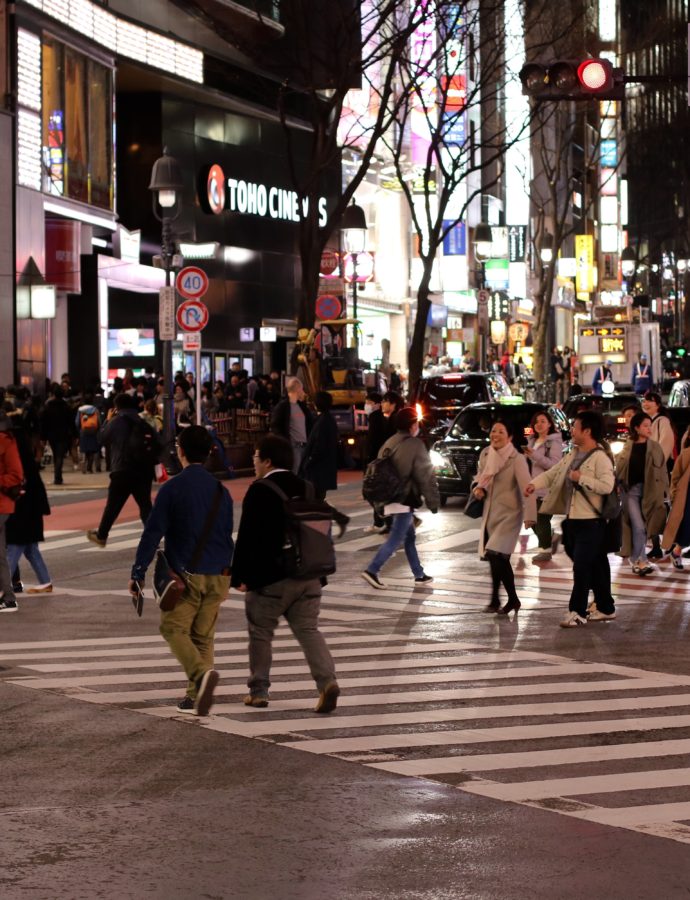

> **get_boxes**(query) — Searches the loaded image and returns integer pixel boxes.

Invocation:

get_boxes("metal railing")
[210,410,269,446]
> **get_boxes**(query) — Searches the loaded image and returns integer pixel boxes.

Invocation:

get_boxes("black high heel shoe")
[483,600,500,613]
[497,598,521,617]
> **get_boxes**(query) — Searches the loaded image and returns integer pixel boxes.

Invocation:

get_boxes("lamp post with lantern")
[341,199,368,353]
[148,147,184,469]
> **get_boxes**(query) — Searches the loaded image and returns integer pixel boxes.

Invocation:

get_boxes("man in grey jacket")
[526,410,616,628]
[362,407,439,588]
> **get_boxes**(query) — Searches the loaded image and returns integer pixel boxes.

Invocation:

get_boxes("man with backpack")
[231,434,340,714]
[86,393,160,547]
[361,407,439,589]
[76,393,102,473]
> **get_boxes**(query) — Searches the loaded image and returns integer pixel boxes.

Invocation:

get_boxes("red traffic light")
[577,58,614,94]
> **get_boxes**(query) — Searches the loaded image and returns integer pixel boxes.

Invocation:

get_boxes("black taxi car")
[430,399,570,505]
[411,371,513,428]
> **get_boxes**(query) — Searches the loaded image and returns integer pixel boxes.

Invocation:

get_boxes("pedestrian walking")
[523,410,563,562]
[662,428,690,569]
[361,407,439,590]
[6,422,52,594]
[615,412,668,576]
[641,390,675,559]
[363,392,388,534]
[472,421,536,616]
[129,426,233,716]
[0,410,24,612]
[270,377,315,474]
[526,411,617,627]
[39,385,77,484]
[231,434,340,713]
[299,391,339,500]
[76,393,102,473]
[87,393,159,547]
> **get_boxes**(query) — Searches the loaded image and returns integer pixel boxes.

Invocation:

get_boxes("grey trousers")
[0,514,16,602]
[244,577,336,695]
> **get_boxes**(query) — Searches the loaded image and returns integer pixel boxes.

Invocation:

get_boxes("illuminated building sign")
[600,336,625,354]
[575,234,595,293]
[21,0,203,83]
[199,164,328,226]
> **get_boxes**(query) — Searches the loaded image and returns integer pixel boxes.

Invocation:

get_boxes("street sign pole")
[196,344,202,424]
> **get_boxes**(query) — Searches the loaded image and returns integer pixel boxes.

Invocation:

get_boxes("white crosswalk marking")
[5,615,690,846]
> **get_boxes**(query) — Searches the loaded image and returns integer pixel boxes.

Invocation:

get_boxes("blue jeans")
[6,543,51,585]
[367,512,424,579]
[624,483,648,563]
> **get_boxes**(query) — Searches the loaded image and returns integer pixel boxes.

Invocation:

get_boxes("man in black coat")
[86,394,159,547]
[231,434,340,714]
[39,385,77,485]
[269,377,314,473]
[299,391,339,499]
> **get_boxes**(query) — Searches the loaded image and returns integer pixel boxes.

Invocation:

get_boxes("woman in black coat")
[300,391,339,499]
[6,423,52,592]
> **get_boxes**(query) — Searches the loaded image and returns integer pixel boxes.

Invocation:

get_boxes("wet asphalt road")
[2,477,690,899]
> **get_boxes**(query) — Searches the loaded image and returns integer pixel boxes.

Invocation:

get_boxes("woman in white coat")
[471,421,537,616]
[524,410,563,562]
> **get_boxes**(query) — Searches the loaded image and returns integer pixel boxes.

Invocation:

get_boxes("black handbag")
[464,493,484,519]
[152,483,224,611]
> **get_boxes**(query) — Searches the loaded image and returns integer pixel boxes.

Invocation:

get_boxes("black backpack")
[259,479,336,580]
[362,437,410,505]
[124,417,161,469]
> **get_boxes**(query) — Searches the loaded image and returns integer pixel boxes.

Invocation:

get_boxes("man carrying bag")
[129,426,234,716]
[525,411,617,628]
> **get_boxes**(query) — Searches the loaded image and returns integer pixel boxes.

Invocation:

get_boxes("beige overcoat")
[662,447,690,548]
[615,438,668,558]
[473,447,537,557]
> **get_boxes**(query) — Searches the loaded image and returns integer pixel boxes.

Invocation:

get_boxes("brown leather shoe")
[315,681,340,714]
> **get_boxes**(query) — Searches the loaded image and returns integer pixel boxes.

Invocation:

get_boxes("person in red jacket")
[0,411,25,612]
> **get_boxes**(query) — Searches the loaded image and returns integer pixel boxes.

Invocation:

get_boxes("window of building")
[41,36,114,209]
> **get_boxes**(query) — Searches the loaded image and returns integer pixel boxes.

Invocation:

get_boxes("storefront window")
[42,38,64,196]
[88,60,112,209]
[65,49,88,203]
[41,38,114,209]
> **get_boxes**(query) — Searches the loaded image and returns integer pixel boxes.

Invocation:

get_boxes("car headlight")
[610,440,626,456]
[430,449,447,468]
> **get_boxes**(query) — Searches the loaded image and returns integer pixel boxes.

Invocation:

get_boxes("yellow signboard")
[600,336,625,354]
[575,235,595,293]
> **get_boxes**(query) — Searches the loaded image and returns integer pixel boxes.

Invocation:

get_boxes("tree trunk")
[408,267,433,397]
[532,267,555,382]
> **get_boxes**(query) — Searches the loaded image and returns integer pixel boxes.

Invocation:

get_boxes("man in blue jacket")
[129,426,233,717]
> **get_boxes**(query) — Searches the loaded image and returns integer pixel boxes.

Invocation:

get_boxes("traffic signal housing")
[520,58,624,101]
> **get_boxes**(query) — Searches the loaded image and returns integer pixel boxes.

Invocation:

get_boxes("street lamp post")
[473,222,493,370]
[341,200,367,353]
[149,147,184,471]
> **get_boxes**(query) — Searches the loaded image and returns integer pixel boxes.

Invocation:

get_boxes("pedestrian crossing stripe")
[5,628,690,845]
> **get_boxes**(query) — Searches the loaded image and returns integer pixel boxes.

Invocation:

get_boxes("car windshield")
[567,395,638,418]
[449,405,568,442]
[421,377,484,407]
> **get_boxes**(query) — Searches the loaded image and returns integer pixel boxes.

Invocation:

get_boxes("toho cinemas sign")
[199,163,328,226]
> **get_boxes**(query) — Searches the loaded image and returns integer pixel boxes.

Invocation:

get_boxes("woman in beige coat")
[615,412,668,576]
[662,430,690,569]
[471,420,536,616]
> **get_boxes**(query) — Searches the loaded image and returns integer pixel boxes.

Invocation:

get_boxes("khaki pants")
[160,573,230,698]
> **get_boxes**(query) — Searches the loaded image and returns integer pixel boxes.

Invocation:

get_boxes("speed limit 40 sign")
[176,266,209,300]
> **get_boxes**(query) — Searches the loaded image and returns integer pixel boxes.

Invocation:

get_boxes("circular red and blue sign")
[176,266,209,300]
[315,294,343,320]
[176,298,209,332]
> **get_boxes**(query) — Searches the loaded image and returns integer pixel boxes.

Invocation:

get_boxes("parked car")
[563,391,690,456]
[411,372,513,430]
[668,380,690,408]
[430,399,570,505]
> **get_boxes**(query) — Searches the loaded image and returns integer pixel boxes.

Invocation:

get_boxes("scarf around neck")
[476,442,515,490]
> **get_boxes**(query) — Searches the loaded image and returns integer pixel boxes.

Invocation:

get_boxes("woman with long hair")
[471,420,536,616]
[662,427,690,569]
[616,411,668,576]
[523,410,563,562]
[642,390,675,559]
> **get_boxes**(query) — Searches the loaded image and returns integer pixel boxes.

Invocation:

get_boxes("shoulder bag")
[153,482,224,612]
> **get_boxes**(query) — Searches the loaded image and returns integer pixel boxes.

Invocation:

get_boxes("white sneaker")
[589,608,616,621]
[363,525,385,534]
[532,550,552,562]
[560,611,587,628]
